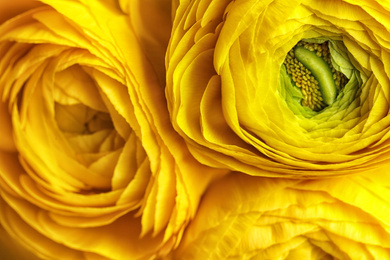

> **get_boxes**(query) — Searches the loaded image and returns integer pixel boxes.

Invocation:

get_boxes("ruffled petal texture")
[0,0,225,258]
[0,0,43,24]
[166,0,390,176]
[174,170,390,259]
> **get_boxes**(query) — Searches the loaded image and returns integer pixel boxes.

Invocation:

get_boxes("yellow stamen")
[283,41,348,111]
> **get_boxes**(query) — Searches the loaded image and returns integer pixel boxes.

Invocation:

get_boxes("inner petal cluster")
[53,64,125,169]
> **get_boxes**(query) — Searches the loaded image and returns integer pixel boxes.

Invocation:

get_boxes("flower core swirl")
[166,0,390,177]
[0,2,219,258]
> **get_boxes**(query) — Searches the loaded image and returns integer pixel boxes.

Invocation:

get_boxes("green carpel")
[294,46,337,105]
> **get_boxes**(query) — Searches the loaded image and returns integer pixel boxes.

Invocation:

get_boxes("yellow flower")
[0,0,225,258]
[166,0,390,177]
[174,169,390,259]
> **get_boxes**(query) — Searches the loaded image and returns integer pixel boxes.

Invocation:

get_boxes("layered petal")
[166,0,390,176]
[0,0,225,258]
[174,169,390,259]
[0,0,43,24]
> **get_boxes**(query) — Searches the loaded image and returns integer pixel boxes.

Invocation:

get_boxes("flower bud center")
[283,41,348,111]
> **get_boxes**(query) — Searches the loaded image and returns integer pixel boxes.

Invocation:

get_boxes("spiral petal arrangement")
[0,1,224,258]
[166,0,390,177]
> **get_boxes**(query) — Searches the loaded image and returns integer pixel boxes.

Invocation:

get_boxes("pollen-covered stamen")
[284,49,325,111]
[283,41,349,111]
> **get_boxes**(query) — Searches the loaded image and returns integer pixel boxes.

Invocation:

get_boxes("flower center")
[53,64,125,168]
[55,103,114,135]
[283,41,348,111]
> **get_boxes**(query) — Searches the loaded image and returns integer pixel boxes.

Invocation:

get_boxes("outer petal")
[174,169,390,259]
[0,222,41,260]
[119,0,172,86]
[0,0,43,24]
[0,0,44,153]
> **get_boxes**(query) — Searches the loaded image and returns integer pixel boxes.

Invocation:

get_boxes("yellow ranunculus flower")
[166,0,390,177]
[0,0,225,258]
[174,170,390,259]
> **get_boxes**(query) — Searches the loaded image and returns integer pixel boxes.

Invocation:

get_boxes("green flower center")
[283,41,349,111]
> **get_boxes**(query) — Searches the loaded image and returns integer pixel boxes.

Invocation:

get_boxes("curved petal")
[175,169,390,259]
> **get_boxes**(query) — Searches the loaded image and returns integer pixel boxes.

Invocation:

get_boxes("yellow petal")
[175,171,390,259]
[0,0,43,24]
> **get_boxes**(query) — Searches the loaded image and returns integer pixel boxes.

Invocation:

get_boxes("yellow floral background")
[1,0,390,259]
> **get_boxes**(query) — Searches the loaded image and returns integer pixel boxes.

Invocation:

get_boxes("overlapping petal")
[166,0,390,176]
[0,0,225,258]
[174,170,390,259]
